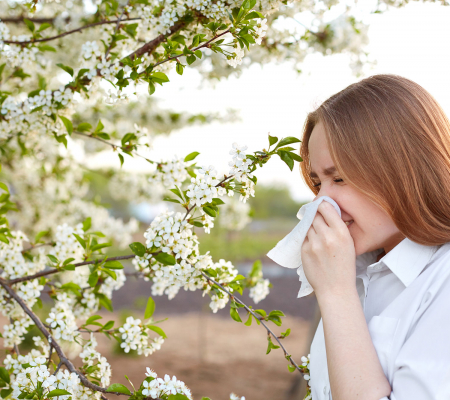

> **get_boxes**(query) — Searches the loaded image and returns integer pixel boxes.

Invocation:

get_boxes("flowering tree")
[0,0,426,398]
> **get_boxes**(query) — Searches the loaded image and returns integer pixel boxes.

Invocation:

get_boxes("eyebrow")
[309,166,337,178]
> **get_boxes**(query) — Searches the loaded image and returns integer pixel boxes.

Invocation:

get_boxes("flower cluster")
[301,353,312,400]
[0,231,46,280]
[119,317,165,356]
[186,170,227,208]
[142,368,192,399]
[46,294,78,342]
[79,334,111,387]
[228,143,256,203]
[230,394,246,400]
[11,357,81,400]
[149,157,190,189]
[249,278,270,304]
[49,223,85,261]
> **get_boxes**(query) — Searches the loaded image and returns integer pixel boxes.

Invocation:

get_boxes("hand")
[301,201,356,300]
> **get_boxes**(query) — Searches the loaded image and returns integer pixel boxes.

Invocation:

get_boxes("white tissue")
[266,196,341,298]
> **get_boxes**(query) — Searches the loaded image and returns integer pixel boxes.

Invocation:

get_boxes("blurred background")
[3,0,450,399]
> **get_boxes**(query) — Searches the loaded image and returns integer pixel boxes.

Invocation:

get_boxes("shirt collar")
[355,238,440,287]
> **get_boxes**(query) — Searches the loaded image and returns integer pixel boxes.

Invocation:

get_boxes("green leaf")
[184,151,200,162]
[147,325,167,339]
[129,242,146,257]
[46,254,58,264]
[85,315,102,325]
[202,206,216,217]
[34,230,48,243]
[275,136,301,149]
[151,72,169,84]
[244,313,252,326]
[244,11,264,20]
[281,328,291,338]
[23,18,35,32]
[0,367,10,384]
[82,217,91,232]
[168,394,190,400]
[289,152,303,162]
[176,63,184,75]
[192,221,203,227]
[103,268,117,280]
[102,320,115,331]
[230,307,242,323]
[212,198,225,205]
[169,187,184,200]
[91,242,112,251]
[88,272,99,287]
[148,81,156,95]
[56,63,74,77]
[0,233,9,244]
[278,150,294,171]
[163,197,181,204]
[48,389,72,397]
[268,310,285,317]
[104,261,124,269]
[266,336,280,354]
[59,116,73,136]
[186,54,196,65]
[118,153,124,167]
[106,384,131,395]
[0,182,9,193]
[73,233,86,249]
[77,122,92,132]
[288,364,296,372]
[154,252,176,266]
[37,22,51,32]
[144,297,155,319]
[97,293,113,312]
[1,388,13,398]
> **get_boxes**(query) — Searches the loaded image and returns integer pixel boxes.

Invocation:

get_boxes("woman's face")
[308,121,405,256]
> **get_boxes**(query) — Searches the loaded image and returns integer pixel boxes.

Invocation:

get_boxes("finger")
[311,212,329,236]
[317,201,343,229]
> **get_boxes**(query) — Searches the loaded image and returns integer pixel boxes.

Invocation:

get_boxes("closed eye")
[313,179,343,188]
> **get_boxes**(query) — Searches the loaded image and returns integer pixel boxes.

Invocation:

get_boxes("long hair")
[299,74,450,246]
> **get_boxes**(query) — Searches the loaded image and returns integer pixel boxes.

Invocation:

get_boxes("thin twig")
[21,242,54,254]
[47,343,54,368]
[8,255,136,284]
[3,18,141,45]
[105,1,131,59]
[53,361,63,376]
[73,131,154,164]
[200,271,303,374]
[142,28,231,73]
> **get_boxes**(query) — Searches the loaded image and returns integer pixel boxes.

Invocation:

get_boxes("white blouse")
[309,238,450,400]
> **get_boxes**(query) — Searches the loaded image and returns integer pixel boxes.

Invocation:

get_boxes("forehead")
[308,122,335,178]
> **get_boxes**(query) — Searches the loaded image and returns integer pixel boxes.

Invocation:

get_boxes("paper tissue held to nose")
[266,196,341,298]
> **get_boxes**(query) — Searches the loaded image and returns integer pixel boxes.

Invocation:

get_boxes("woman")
[299,74,450,400]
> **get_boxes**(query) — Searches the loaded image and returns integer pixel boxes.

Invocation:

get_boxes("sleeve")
[381,273,450,400]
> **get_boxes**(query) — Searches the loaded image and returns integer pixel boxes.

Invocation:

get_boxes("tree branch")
[0,278,129,396]
[200,271,304,375]
[124,21,185,62]
[8,255,135,284]
[3,18,141,45]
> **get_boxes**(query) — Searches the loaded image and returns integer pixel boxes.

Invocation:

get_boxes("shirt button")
[323,386,328,394]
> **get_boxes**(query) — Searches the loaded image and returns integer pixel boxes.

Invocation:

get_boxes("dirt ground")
[98,312,312,400]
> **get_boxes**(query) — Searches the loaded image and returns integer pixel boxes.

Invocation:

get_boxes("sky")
[88,1,450,203]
